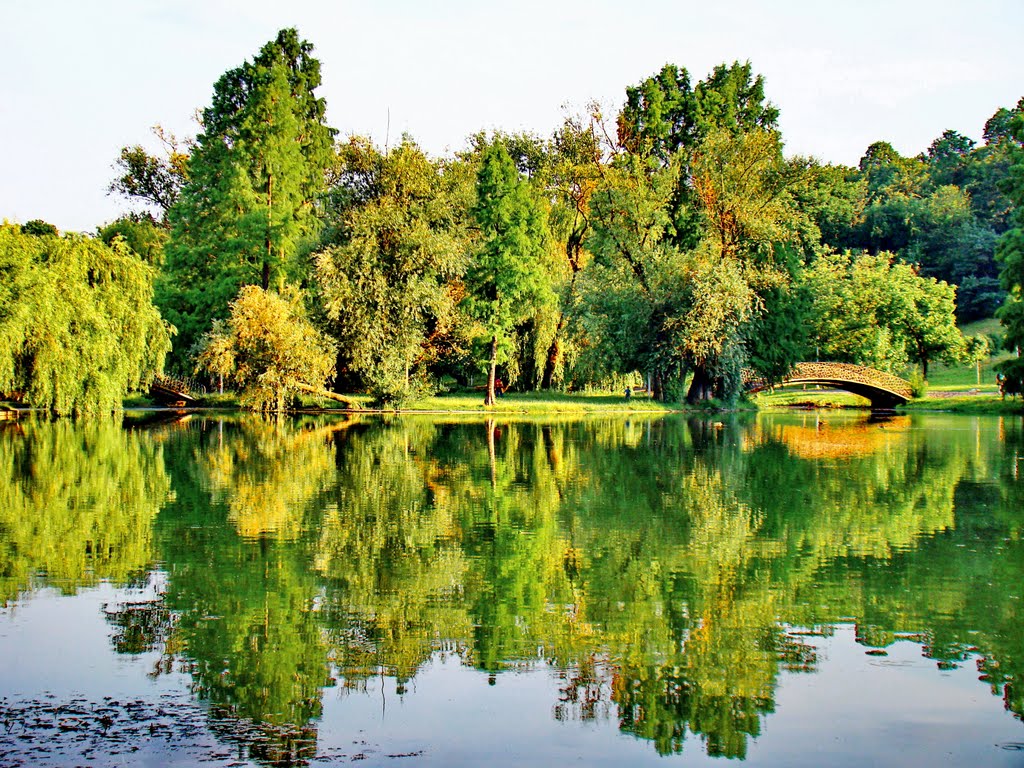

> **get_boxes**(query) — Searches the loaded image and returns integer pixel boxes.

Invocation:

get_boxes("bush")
[996,358,1024,399]
[369,371,436,409]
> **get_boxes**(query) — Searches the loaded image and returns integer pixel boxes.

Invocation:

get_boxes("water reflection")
[0,412,1021,764]
[0,419,170,603]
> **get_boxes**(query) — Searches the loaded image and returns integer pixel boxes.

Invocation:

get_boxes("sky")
[2,0,1022,233]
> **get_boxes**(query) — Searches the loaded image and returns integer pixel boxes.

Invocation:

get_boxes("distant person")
[624,386,632,400]
[494,378,505,397]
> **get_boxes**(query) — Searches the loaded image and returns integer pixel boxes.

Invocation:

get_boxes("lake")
[0,411,1022,767]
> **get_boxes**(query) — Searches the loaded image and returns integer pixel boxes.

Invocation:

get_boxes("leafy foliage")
[995,103,1024,352]
[98,213,168,266]
[20,219,58,236]
[0,224,170,414]
[804,251,964,376]
[465,141,551,404]
[586,74,809,401]
[160,28,336,368]
[314,138,470,404]
[108,125,190,219]
[197,285,336,412]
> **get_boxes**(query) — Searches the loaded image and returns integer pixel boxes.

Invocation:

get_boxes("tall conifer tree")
[161,29,335,366]
[465,143,550,405]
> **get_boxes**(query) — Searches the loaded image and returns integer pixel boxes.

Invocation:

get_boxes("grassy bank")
[900,390,1024,414]
[926,317,1014,388]
[751,387,870,409]
[126,389,685,414]
[324,390,682,414]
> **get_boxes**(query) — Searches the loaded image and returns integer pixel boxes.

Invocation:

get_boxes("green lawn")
[918,317,1013,388]
[924,354,1013,387]
[902,393,1024,414]
[903,317,1022,413]
[751,386,870,409]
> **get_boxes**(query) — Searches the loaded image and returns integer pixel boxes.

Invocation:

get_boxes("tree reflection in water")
[1,412,1021,764]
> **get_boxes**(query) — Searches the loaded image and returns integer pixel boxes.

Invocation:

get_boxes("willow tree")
[161,28,335,367]
[464,142,551,405]
[0,225,170,414]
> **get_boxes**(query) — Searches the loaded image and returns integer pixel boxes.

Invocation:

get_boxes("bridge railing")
[152,374,207,398]
[743,362,913,400]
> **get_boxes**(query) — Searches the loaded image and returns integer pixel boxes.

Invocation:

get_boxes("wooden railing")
[150,374,205,404]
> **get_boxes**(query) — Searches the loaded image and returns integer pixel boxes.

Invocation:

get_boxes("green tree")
[804,251,964,376]
[538,118,601,389]
[465,142,551,405]
[313,137,469,404]
[0,224,170,414]
[617,61,780,250]
[98,213,168,266]
[925,129,976,188]
[965,334,992,385]
[995,104,1024,353]
[108,125,190,221]
[161,28,335,367]
[585,116,809,401]
[901,274,966,378]
[792,162,866,252]
[846,115,1019,324]
[20,219,58,236]
[197,285,336,413]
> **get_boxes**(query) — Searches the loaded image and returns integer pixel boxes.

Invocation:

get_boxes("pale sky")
[2,0,1022,232]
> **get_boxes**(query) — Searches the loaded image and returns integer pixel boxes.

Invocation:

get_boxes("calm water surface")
[0,411,1022,767]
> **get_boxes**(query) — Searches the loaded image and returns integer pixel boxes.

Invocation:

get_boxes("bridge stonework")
[745,362,913,409]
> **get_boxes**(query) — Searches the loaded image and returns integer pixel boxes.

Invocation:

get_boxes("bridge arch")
[746,362,913,409]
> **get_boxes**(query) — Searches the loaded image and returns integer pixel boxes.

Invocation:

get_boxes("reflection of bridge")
[746,362,913,409]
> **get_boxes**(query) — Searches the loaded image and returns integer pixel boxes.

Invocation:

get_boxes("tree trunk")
[293,382,358,409]
[485,335,497,406]
[652,372,664,402]
[541,336,560,390]
[541,262,580,390]
[686,365,715,404]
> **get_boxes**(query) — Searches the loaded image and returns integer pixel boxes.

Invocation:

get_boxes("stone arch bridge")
[745,362,913,409]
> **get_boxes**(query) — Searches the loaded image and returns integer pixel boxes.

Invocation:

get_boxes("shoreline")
[4,389,1022,419]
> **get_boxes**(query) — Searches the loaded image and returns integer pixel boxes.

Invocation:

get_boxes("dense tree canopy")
[584,64,811,402]
[159,28,336,368]
[995,104,1024,353]
[8,35,1019,409]
[804,252,965,376]
[197,285,336,413]
[313,137,471,404]
[465,141,551,404]
[0,225,170,414]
